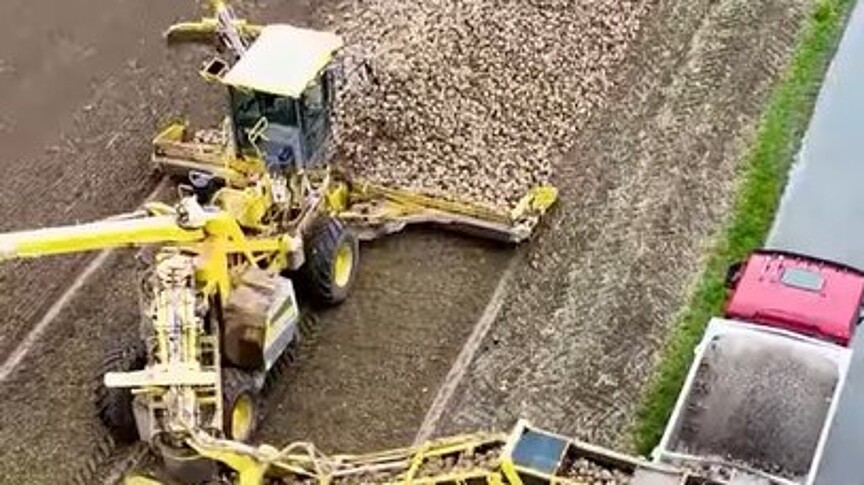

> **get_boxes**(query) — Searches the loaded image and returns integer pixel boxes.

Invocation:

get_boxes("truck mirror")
[725,261,744,289]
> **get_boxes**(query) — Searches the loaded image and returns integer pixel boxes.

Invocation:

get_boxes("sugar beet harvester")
[0,0,557,475]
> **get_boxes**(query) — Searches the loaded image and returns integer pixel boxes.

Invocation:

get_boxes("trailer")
[653,318,851,484]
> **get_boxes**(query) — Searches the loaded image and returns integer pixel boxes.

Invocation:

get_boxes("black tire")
[95,340,147,444]
[222,367,260,442]
[299,217,359,306]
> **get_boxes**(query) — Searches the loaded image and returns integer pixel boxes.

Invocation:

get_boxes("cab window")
[230,88,299,152]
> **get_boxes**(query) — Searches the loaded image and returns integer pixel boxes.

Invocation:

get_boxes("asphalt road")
[763,1,864,482]
[766,1,864,271]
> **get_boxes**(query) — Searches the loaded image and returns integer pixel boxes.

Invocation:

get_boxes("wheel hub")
[333,242,354,288]
[231,394,255,441]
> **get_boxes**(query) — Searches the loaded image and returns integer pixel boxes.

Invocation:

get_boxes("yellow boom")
[125,420,694,485]
[163,0,262,57]
[0,197,302,301]
[0,214,200,261]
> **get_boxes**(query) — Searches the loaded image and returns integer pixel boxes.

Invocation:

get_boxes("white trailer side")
[653,318,851,484]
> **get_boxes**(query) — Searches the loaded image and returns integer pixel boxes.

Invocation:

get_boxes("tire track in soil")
[0,253,143,485]
[256,229,514,453]
[0,0,221,363]
[434,0,811,449]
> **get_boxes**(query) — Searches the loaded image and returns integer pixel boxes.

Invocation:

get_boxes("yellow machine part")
[151,120,263,187]
[339,180,559,243]
[125,420,692,485]
[332,240,354,288]
[163,0,263,43]
[230,395,256,442]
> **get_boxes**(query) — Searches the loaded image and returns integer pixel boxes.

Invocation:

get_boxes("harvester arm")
[337,180,558,243]
[164,0,262,58]
[125,420,694,484]
[0,198,248,262]
[176,428,509,485]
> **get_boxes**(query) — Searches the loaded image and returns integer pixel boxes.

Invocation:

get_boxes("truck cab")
[724,249,864,346]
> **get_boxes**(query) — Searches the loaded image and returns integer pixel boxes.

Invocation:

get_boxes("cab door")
[299,71,332,166]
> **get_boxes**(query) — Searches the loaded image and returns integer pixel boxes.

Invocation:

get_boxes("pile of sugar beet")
[321,0,652,209]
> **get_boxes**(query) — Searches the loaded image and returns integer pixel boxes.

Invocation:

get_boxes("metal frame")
[653,318,852,485]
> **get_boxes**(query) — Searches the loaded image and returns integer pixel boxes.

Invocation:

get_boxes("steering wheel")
[247,116,270,157]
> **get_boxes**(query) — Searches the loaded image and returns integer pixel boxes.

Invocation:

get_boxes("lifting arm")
[163,0,262,58]
[125,420,691,484]
[338,181,559,243]
[0,198,253,262]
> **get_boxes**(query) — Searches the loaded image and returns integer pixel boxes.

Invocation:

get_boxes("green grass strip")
[631,0,857,456]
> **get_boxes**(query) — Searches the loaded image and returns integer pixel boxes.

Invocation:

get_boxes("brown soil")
[0,0,217,362]
[433,0,813,449]
[257,229,513,452]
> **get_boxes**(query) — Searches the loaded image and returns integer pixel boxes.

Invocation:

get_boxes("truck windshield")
[780,267,824,292]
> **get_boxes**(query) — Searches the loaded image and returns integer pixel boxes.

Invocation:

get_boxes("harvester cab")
[219,25,342,172]
[157,0,354,190]
[155,1,557,245]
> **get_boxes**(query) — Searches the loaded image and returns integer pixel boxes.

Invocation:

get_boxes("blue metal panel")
[511,429,568,475]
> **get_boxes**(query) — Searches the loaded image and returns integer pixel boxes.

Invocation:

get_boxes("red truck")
[651,249,864,484]
[724,249,864,346]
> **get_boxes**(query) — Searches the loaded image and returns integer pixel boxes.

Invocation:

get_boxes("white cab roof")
[222,24,344,98]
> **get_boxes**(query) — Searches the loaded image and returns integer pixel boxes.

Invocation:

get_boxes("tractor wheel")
[96,339,147,444]
[299,217,359,307]
[222,367,260,442]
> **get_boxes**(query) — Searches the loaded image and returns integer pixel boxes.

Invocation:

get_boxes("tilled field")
[0,0,817,484]
[0,0,204,363]
[433,0,812,448]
